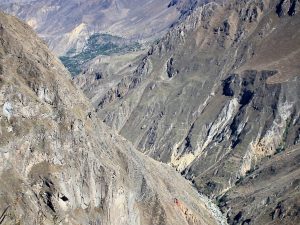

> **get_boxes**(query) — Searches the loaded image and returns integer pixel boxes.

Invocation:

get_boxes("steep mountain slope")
[218,145,300,225]
[0,11,224,225]
[76,0,300,224]
[0,0,181,55]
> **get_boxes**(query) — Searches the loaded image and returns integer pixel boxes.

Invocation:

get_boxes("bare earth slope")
[76,0,300,224]
[0,11,223,225]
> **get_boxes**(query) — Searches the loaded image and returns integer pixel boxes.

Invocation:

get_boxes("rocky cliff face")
[0,11,225,225]
[76,0,300,224]
[218,145,300,225]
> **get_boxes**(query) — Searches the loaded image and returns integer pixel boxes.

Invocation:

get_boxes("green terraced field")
[60,33,141,76]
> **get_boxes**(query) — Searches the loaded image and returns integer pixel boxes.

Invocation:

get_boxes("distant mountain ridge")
[0,0,181,55]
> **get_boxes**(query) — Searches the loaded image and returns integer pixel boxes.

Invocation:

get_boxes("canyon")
[0,0,299,224]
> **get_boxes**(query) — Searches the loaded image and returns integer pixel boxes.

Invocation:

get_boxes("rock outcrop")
[218,145,300,225]
[0,11,223,225]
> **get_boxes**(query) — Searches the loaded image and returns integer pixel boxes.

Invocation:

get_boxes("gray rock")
[2,102,13,120]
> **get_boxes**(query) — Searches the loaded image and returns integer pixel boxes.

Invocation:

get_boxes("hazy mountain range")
[1,0,182,55]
